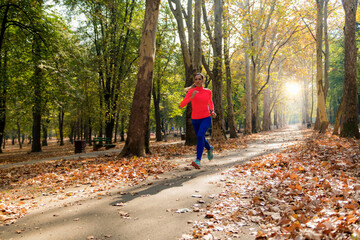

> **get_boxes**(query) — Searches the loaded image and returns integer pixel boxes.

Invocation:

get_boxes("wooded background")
[0,0,359,155]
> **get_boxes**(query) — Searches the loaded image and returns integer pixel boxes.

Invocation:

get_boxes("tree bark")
[262,85,271,131]
[16,121,22,149]
[152,76,162,141]
[0,4,10,154]
[59,107,64,146]
[324,0,330,99]
[193,0,202,73]
[340,0,359,138]
[0,49,6,154]
[333,98,343,135]
[168,0,197,146]
[244,49,251,134]
[211,0,226,141]
[114,111,119,143]
[31,34,42,153]
[238,0,251,135]
[42,118,49,146]
[120,116,125,141]
[315,0,329,133]
[120,0,161,157]
[224,1,237,138]
[310,57,315,125]
[250,61,258,133]
[88,118,92,145]
[98,95,103,138]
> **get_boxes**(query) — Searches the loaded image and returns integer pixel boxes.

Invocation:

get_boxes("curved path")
[0,127,307,240]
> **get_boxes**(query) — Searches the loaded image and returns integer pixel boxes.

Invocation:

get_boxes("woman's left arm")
[209,91,216,118]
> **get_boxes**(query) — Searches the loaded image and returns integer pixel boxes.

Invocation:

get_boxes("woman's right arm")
[180,90,193,108]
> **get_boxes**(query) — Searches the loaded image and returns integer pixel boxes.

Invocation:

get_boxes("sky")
[45,0,86,31]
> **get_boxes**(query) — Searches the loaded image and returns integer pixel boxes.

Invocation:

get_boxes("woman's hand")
[211,111,217,118]
[191,90,199,99]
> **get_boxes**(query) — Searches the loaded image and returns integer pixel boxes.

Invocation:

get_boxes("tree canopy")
[0,0,358,155]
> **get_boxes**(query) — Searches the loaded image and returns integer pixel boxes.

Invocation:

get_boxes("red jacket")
[180,87,214,119]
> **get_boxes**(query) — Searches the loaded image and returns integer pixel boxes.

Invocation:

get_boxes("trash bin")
[74,140,86,153]
[181,134,186,140]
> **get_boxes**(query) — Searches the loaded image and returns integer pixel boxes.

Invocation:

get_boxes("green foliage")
[327,37,344,123]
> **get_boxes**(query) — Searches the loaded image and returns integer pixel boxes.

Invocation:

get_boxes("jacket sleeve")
[208,91,214,112]
[180,90,192,108]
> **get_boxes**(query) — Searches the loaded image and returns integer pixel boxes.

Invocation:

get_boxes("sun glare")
[285,82,301,96]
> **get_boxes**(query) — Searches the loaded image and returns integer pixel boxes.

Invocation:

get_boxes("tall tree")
[31,32,43,152]
[323,0,330,99]
[0,1,39,152]
[152,7,177,142]
[241,0,252,135]
[340,0,359,138]
[223,1,237,138]
[315,0,329,133]
[202,0,226,141]
[120,0,161,157]
[168,0,201,146]
[251,0,276,133]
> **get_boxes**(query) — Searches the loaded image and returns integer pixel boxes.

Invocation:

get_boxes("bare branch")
[256,27,300,96]
[202,1,215,50]
[201,54,214,81]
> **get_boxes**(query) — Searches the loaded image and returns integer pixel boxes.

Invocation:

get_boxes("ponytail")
[184,83,196,92]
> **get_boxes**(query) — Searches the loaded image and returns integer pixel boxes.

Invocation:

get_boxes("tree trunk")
[168,0,197,146]
[239,0,251,135]
[211,0,226,141]
[251,62,258,133]
[315,0,329,133]
[0,4,10,154]
[244,51,252,134]
[88,118,92,145]
[120,0,161,157]
[310,58,315,125]
[2,134,5,149]
[42,118,49,146]
[193,0,202,73]
[302,73,310,126]
[31,34,42,153]
[333,98,343,135]
[0,48,7,154]
[273,105,278,129]
[98,95,103,138]
[16,121,22,149]
[324,0,330,99]
[0,98,4,153]
[114,111,119,143]
[224,3,237,138]
[69,122,75,144]
[58,108,64,146]
[185,85,197,146]
[84,117,89,143]
[105,116,115,143]
[120,116,125,142]
[32,111,42,152]
[153,80,162,141]
[340,0,359,138]
[262,85,271,131]
[262,44,275,131]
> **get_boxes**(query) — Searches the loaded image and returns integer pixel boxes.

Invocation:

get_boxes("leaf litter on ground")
[184,131,360,239]
[0,135,249,226]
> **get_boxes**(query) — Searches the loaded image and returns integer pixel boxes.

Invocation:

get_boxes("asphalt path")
[0,127,306,240]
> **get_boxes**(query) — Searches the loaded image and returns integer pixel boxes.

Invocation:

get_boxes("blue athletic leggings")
[192,116,212,160]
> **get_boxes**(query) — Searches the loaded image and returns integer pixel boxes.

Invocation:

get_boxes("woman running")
[180,73,217,169]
